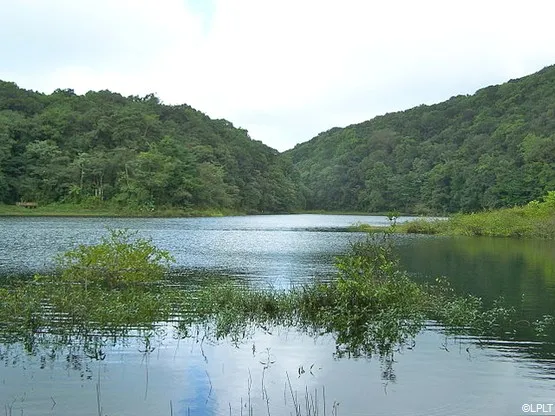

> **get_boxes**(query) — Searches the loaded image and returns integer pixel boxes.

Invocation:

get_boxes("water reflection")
[2,215,555,415]
[396,235,555,318]
[1,324,554,416]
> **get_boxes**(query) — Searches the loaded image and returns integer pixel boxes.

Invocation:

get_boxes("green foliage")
[403,218,445,234]
[184,235,555,357]
[393,190,555,239]
[424,276,484,328]
[0,81,303,213]
[311,238,426,355]
[288,65,555,213]
[54,229,174,289]
[0,230,176,345]
[424,281,523,336]
[533,315,555,339]
[1,231,553,361]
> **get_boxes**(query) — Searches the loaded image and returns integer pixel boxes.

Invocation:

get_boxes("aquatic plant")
[181,236,433,357]
[0,230,177,351]
[1,229,554,364]
[52,229,174,289]
[181,233,555,358]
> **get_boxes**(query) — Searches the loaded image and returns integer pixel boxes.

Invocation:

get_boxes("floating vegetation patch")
[1,230,554,365]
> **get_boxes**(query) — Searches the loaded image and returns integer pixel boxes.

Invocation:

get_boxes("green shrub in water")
[3,229,554,362]
[54,229,174,289]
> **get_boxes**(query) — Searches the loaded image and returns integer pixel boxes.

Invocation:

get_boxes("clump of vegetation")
[1,230,554,362]
[182,233,555,357]
[0,230,177,346]
[355,191,555,239]
[183,236,427,356]
[437,191,555,238]
[53,229,174,289]
[308,237,425,355]
[402,218,446,234]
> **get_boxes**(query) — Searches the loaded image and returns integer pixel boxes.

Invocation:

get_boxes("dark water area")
[0,215,554,415]
[396,235,555,319]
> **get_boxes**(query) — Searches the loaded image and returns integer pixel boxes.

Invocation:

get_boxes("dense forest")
[1,64,555,215]
[287,65,555,213]
[0,82,303,213]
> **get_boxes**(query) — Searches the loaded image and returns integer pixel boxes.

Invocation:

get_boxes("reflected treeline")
[397,235,555,319]
[1,233,554,382]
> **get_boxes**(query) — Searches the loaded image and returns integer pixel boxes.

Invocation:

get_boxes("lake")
[1,215,554,415]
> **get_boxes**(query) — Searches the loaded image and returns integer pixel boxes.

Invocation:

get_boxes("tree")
[194,162,237,208]
[20,140,71,202]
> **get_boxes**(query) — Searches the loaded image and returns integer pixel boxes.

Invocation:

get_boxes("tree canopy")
[0,82,302,212]
[2,64,555,214]
[287,65,555,213]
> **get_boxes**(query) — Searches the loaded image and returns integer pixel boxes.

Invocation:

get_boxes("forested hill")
[3,65,555,216]
[288,65,555,214]
[0,82,302,213]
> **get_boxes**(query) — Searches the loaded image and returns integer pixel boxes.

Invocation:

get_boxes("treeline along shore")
[1,64,554,216]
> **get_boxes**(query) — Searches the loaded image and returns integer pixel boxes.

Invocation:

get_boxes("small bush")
[403,219,444,234]
[54,229,174,289]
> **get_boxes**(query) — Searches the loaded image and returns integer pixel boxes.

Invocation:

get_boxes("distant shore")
[0,204,246,218]
[0,203,416,218]
[352,193,555,239]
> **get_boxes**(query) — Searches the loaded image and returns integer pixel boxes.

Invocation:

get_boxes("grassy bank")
[354,191,555,239]
[0,203,244,218]
[0,204,404,218]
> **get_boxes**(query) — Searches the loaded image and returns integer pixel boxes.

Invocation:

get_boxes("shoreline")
[0,204,244,218]
[0,204,416,218]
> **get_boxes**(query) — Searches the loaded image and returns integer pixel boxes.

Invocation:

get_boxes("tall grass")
[356,190,555,239]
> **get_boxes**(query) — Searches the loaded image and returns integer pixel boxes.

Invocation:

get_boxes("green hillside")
[3,65,555,216]
[0,82,302,213]
[288,65,555,214]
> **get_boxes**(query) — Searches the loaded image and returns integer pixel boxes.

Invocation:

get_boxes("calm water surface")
[1,215,554,415]
[0,214,386,282]
[397,235,555,319]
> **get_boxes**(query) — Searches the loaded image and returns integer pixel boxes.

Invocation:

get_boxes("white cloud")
[1,0,555,150]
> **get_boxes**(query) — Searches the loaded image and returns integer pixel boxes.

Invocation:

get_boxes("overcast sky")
[2,0,555,151]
